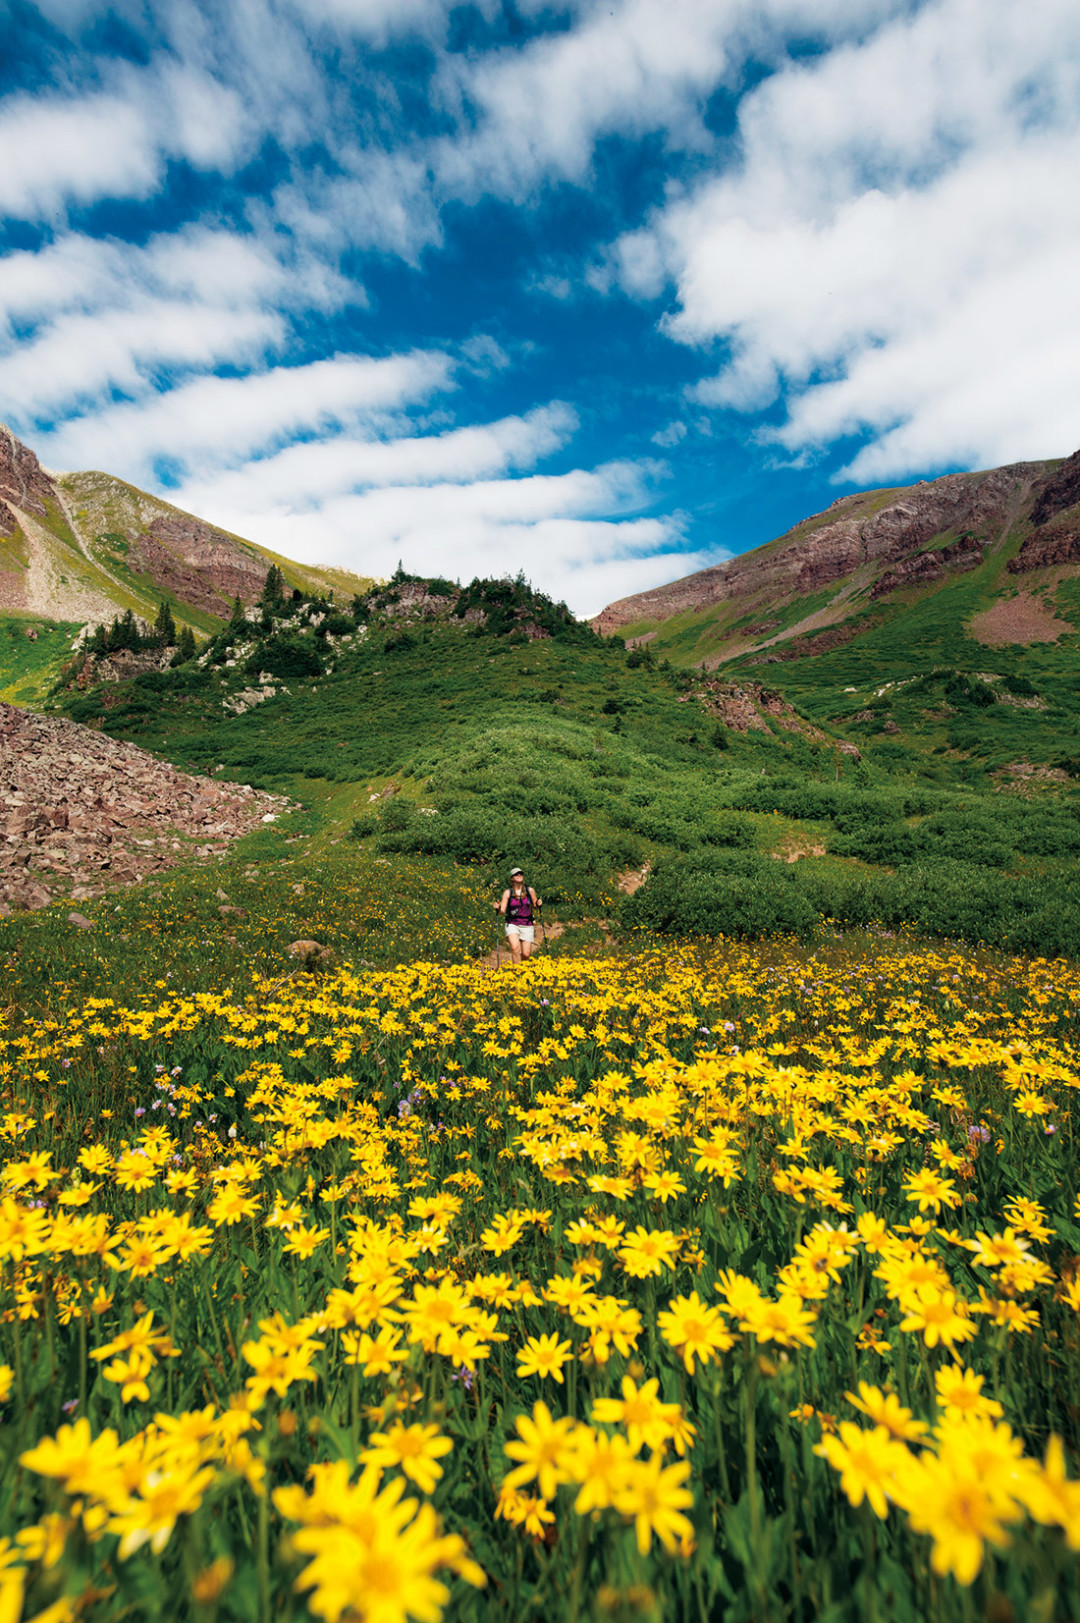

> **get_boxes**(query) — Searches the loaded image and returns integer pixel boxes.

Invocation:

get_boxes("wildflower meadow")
[2,926,1080,1622]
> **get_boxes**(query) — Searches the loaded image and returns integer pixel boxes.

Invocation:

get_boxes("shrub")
[380,796,415,834]
[829,822,920,865]
[252,634,323,679]
[913,811,1013,868]
[944,672,996,708]
[623,852,820,941]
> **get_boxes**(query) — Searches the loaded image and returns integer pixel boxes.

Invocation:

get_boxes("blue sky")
[3,0,1080,615]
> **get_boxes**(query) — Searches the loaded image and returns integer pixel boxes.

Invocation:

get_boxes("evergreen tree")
[260,564,285,607]
[154,599,177,645]
[229,595,246,627]
[107,608,141,653]
[88,623,107,655]
[176,625,197,663]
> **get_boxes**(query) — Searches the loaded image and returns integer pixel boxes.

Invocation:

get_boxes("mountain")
[593,451,1080,674]
[0,423,372,641]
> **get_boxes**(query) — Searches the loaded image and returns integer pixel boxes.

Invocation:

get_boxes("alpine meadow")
[5,4,1080,1619]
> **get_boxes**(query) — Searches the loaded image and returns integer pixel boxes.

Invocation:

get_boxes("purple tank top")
[506,889,534,926]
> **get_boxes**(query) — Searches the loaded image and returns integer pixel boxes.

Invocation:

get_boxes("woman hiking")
[496,867,542,966]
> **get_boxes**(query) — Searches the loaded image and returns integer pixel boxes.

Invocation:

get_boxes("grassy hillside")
[49,573,1080,960]
[0,615,82,703]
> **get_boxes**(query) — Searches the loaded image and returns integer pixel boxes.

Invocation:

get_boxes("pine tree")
[176,625,197,663]
[154,599,177,645]
[89,623,107,655]
[229,595,246,627]
[107,608,141,653]
[261,565,284,606]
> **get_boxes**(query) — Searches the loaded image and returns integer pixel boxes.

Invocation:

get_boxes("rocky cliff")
[591,450,1080,668]
[593,460,1051,638]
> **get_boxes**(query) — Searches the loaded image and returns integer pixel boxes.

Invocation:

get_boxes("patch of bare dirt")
[968,592,1075,646]
[772,840,826,864]
[994,760,1072,795]
[617,864,650,895]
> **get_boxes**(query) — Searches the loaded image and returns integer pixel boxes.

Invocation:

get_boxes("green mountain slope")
[0,426,373,696]
[51,568,1080,959]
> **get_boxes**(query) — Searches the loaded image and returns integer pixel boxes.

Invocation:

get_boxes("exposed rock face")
[693,679,829,740]
[0,427,372,631]
[1007,524,1080,573]
[593,461,1048,634]
[754,622,866,663]
[0,424,54,538]
[1028,449,1080,529]
[0,703,289,912]
[869,533,985,598]
[129,515,267,616]
[72,647,174,689]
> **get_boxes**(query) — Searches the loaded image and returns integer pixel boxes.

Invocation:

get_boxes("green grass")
[47,578,1080,960]
[0,615,82,702]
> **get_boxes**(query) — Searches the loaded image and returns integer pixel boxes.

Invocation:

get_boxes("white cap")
[510,866,523,876]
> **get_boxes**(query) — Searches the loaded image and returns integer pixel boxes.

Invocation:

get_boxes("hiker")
[496,867,542,965]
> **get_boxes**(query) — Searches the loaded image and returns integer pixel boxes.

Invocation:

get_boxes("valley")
[3,431,1080,1623]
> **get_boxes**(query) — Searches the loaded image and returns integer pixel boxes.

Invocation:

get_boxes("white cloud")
[37,350,457,476]
[430,0,899,207]
[0,303,283,425]
[0,225,360,425]
[285,0,500,42]
[611,0,1080,480]
[0,94,157,217]
[652,420,687,447]
[171,402,579,511]
[188,458,688,614]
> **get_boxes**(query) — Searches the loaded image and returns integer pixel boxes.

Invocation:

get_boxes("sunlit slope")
[598,454,1080,683]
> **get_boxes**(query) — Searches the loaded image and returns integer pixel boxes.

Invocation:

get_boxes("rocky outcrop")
[869,533,985,598]
[0,427,372,631]
[129,515,266,616]
[71,647,174,690]
[0,703,288,913]
[692,679,828,739]
[1028,449,1080,529]
[1007,524,1080,573]
[593,460,1049,634]
[753,622,867,663]
[0,424,54,539]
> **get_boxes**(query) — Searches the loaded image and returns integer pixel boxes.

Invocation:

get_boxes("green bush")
[829,822,919,865]
[380,796,415,834]
[251,634,323,679]
[623,852,820,941]
[944,672,996,708]
[913,811,1013,867]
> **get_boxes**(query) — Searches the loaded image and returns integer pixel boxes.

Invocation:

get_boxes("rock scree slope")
[0,702,288,913]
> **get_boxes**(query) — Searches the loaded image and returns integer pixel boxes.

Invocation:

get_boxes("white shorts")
[506,924,535,943]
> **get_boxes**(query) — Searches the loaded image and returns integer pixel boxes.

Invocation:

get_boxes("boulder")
[287,939,334,968]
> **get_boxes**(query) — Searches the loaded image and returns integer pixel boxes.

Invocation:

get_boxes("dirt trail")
[480,918,567,970]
